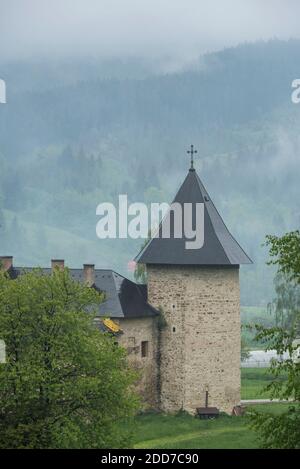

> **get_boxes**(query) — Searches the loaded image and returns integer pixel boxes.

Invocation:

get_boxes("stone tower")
[136,156,252,414]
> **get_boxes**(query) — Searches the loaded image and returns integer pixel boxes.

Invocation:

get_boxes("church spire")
[135,165,252,266]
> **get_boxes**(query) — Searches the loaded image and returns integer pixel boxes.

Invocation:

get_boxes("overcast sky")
[1,0,300,63]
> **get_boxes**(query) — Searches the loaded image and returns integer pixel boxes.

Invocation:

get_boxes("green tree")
[241,333,250,362]
[269,271,300,331]
[0,204,6,251]
[134,262,147,284]
[250,231,300,449]
[0,268,139,448]
[134,236,150,284]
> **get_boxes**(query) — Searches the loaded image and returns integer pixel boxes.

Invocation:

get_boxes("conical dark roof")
[135,168,252,266]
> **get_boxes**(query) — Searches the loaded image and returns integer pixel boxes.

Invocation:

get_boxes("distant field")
[241,367,287,399]
[241,306,275,350]
[132,404,290,449]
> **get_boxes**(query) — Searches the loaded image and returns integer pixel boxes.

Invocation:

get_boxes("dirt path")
[241,399,293,405]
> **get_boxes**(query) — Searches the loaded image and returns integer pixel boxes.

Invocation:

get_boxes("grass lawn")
[128,368,289,449]
[241,367,287,399]
[132,404,290,449]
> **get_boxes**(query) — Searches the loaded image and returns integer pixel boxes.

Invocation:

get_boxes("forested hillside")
[0,39,300,305]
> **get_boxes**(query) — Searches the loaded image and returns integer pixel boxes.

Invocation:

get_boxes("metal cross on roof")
[187,144,197,170]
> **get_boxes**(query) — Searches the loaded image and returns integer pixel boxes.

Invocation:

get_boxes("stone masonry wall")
[147,265,241,414]
[117,317,158,409]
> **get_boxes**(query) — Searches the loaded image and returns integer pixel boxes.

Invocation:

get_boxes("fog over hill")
[0,39,300,305]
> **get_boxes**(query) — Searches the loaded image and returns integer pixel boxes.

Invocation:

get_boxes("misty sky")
[1,0,300,64]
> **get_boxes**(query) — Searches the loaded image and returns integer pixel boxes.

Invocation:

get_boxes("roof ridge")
[193,171,231,264]
[135,172,191,263]
[195,172,252,264]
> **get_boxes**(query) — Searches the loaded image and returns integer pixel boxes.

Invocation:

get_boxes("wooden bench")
[196,407,219,419]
